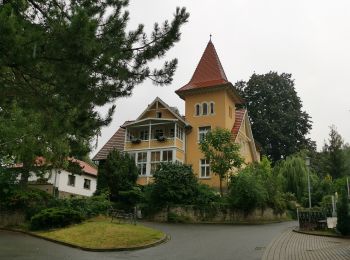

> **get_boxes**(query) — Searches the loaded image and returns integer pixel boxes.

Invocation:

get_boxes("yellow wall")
[183,88,237,190]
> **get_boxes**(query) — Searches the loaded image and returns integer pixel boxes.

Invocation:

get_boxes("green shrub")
[57,194,112,218]
[30,207,83,230]
[96,149,138,201]
[167,212,191,223]
[337,190,350,235]
[193,184,220,206]
[228,167,268,214]
[151,163,199,207]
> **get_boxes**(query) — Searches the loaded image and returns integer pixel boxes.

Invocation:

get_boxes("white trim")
[199,159,211,179]
[135,97,189,126]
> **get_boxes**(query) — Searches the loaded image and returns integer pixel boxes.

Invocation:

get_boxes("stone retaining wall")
[0,211,26,227]
[151,206,287,223]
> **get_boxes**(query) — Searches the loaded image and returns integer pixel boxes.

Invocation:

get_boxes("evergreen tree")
[323,125,346,179]
[235,72,313,163]
[97,149,138,201]
[0,1,189,172]
[337,189,350,236]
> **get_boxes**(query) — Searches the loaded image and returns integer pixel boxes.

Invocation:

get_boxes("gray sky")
[92,0,350,157]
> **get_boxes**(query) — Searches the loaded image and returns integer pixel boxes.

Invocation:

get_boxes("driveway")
[0,221,296,260]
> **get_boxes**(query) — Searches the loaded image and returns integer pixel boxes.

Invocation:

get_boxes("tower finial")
[209,34,212,41]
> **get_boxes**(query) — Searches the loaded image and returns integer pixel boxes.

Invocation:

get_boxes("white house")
[23,158,97,198]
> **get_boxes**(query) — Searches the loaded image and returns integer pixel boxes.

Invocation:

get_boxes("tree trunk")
[219,177,223,196]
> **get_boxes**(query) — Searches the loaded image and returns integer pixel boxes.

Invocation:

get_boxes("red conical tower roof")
[176,40,229,94]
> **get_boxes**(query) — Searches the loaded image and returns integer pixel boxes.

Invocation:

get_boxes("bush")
[56,193,112,218]
[151,163,199,207]
[96,149,138,201]
[337,190,350,235]
[167,212,191,223]
[30,207,83,230]
[228,167,268,214]
[193,184,220,207]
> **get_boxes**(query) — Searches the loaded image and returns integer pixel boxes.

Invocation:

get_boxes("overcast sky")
[92,0,350,157]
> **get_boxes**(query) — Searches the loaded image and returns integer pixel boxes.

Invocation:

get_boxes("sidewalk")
[262,227,350,260]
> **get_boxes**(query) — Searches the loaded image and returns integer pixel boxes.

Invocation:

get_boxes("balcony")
[123,118,185,151]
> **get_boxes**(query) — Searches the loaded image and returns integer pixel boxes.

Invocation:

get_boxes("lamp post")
[305,157,311,209]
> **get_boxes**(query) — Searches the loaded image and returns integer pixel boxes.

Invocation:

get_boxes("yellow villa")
[93,40,260,190]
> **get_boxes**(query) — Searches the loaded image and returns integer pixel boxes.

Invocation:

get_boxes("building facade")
[93,40,260,190]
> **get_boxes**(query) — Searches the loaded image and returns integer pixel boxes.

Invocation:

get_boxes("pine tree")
[0,1,189,173]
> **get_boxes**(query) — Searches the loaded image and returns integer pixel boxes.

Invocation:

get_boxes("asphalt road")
[0,221,297,260]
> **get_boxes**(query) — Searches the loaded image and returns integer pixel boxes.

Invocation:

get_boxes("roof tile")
[176,40,229,93]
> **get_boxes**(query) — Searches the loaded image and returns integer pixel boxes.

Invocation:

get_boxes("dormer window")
[195,104,201,116]
[202,103,208,115]
[156,111,162,118]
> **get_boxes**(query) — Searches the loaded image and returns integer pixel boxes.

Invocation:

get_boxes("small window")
[154,129,164,139]
[198,126,211,142]
[67,175,75,187]
[195,104,201,116]
[200,159,210,178]
[210,102,215,114]
[170,128,175,138]
[156,111,162,118]
[176,127,184,140]
[162,150,173,162]
[150,151,161,175]
[140,130,149,140]
[83,179,91,190]
[202,103,208,115]
[137,152,147,175]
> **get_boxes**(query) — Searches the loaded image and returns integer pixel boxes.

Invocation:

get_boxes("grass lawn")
[34,216,165,249]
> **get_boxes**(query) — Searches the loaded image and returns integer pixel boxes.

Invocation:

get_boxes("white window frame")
[176,126,184,140]
[199,159,210,178]
[198,126,211,143]
[202,102,208,115]
[136,152,147,176]
[67,174,76,187]
[210,102,215,115]
[83,178,91,190]
[195,104,201,116]
[140,129,149,140]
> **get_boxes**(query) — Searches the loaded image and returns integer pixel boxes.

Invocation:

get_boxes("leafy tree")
[337,189,350,235]
[199,127,243,195]
[228,166,268,214]
[235,72,313,162]
[275,154,308,202]
[97,149,138,201]
[323,125,346,179]
[151,163,199,207]
[0,1,189,177]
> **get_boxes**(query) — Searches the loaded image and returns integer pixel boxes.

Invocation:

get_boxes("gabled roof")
[69,158,98,176]
[176,40,228,94]
[92,125,127,161]
[231,109,246,140]
[132,97,190,127]
[231,109,259,162]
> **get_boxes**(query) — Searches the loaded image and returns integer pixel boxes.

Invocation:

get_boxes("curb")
[293,228,350,239]
[0,228,169,252]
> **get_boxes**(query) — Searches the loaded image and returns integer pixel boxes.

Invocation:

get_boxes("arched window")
[202,103,208,115]
[210,102,215,114]
[195,104,201,116]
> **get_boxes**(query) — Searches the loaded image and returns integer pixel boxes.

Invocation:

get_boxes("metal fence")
[297,207,333,230]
